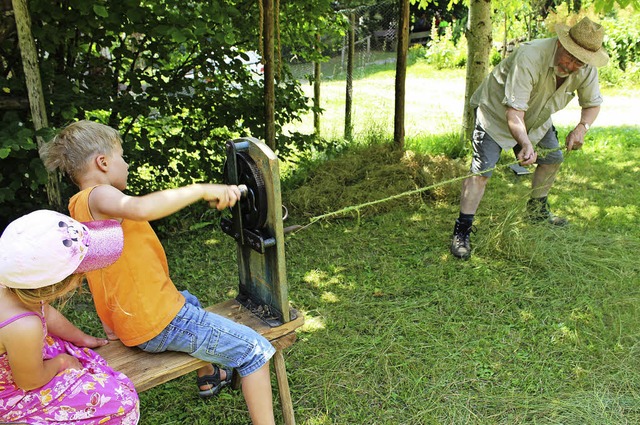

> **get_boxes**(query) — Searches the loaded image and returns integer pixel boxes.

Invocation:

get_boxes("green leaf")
[224,33,236,45]
[93,5,108,18]
[189,221,215,231]
[0,148,10,159]
[170,28,187,43]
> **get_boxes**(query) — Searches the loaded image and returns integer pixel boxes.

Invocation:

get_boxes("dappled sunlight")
[303,268,346,290]
[304,414,331,425]
[605,205,638,222]
[203,237,224,246]
[409,212,426,222]
[563,173,591,186]
[320,291,339,303]
[300,313,326,333]
[570,307,594,324]
[568,203,600,220]
[610,159,640,172]
[550,323,579,344]
[519,309,535,322]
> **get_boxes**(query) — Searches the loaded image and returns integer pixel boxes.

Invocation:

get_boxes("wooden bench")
[409,31,429,45]
[95,299,304,424]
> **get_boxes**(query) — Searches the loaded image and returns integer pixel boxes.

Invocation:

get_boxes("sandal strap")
[196,364,223,387]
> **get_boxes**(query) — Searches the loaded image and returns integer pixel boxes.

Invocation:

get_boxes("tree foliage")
[0,0,341,227]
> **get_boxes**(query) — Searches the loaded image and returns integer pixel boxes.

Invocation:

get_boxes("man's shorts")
[470,122,564,177]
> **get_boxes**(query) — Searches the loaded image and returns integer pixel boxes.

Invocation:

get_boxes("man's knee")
[468,174,490,185]
[536,162,561,172]
[462,175,490,193]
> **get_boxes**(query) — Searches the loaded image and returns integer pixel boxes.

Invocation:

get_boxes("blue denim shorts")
[137,291,275,377]
[471,123,564,177]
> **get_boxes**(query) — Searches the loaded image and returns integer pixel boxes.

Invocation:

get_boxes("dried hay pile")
[283,143,467,221]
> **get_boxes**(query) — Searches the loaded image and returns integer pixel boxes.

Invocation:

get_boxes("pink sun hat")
[0,210,123,289]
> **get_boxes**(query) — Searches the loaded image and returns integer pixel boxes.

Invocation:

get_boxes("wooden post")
[263,0,276,150]
[393,0,409,150]
[11,0,62,209]
[313,34,321,136]
[344,12,354,142]
[273,350,295,425]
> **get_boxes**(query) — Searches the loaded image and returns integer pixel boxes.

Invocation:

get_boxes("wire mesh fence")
[288,1,401,82]
[283,1,466,141]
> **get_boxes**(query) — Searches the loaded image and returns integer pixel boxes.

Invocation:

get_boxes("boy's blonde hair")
[40,120,122,185]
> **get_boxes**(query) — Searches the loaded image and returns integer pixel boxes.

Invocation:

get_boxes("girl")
[0,210,139,424]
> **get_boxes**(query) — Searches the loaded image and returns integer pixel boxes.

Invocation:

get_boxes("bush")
[0,113,53,229]
[490,48,503,66]
[423,21,467,69]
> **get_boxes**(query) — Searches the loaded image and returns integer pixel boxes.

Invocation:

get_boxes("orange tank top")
[69,186,185,346]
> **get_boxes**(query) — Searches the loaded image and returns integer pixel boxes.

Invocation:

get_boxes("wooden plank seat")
[95,299,304,424]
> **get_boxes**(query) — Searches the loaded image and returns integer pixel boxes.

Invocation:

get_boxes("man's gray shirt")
[470,37,603,149]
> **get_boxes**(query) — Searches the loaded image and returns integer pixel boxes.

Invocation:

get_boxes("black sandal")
[197,365,233,398]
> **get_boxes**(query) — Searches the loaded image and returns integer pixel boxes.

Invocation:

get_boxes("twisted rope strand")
[300,146,565,229]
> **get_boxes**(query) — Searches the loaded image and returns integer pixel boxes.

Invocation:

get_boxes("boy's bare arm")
[89,184,241,222]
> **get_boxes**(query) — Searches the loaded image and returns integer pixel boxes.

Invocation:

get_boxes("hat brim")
[556,23,609,68]
[73,219,124,273]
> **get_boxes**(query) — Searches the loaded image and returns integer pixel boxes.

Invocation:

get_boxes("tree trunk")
[460,0,492,145]
[393,0,409,150]
[263,0,276,150]
[12,0,62,209]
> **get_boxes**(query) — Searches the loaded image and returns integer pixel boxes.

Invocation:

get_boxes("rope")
[294,146,566,231]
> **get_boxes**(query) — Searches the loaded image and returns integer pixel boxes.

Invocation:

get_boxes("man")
[451,17,609,260]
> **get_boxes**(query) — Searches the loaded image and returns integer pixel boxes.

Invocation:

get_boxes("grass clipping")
[284,143,467,221]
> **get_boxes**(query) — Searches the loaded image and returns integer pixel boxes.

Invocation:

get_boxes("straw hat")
[556,17,609,67]
[0,210,123,289]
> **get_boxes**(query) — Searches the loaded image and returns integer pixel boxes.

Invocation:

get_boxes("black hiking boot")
[527,198,568,226]
[450,219,475,260]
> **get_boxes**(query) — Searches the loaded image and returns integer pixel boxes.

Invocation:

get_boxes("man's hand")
[506,107,537,165]
[517,141,538,166]
[566,125,587,151]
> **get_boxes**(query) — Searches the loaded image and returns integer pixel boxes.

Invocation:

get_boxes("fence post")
[263,0,276,150]
[314,33,321,135]
[12,0,62,210]
[344,12,355,142]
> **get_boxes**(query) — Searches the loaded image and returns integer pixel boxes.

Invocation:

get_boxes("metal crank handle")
[238,184,248,200]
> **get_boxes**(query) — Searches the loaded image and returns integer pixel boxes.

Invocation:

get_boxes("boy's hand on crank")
[202,184,242,210]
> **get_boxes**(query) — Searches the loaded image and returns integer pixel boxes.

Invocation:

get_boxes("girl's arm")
[3,314,81,390]
[44,304,109,348]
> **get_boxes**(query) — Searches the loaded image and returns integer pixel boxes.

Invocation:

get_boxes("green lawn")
[61,63,640,424]
[286,60,639,140]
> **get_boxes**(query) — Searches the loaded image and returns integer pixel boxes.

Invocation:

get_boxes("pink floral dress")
[0,309,139,424]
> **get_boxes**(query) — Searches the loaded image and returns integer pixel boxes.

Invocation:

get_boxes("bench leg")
[231,369,241,390]
[273,349,296,425]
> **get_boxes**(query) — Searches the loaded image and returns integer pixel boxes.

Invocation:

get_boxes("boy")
[41,120,276,425]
